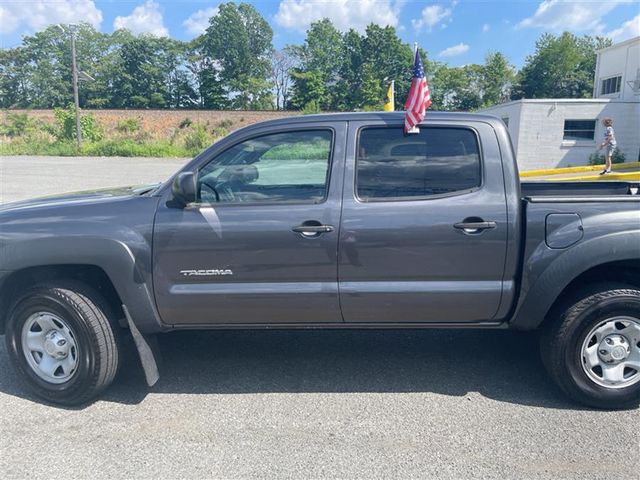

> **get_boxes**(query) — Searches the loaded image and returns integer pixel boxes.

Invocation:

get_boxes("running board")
[123,305,160,387]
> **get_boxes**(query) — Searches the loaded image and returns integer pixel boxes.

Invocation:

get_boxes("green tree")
[431,64,483,111]
[200,2,274,109]
[481,52,515,107]
[291,20,417,112]
[289,19,344,110]
[289,70,325,110]
[109,34,172,108]
[360,24,414,108]
[0,47,30,108]
[512,32,612,99]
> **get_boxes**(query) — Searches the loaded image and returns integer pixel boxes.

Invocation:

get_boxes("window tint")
[563,120,596,140]
[198,130,332,204]
[356,127,481,200]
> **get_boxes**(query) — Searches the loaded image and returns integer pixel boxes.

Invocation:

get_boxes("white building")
[480,36,640,171]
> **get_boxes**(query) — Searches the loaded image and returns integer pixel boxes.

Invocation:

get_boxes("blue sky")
[1,1,639,67]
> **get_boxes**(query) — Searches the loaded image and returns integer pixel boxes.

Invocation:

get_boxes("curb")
[520,161,640,178]
[545,171,640,182]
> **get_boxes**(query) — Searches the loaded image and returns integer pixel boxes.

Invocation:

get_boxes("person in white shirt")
[599,117,617,175]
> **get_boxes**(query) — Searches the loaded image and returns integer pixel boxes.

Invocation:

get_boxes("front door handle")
[292,222,334,237]
[454,220,497,234]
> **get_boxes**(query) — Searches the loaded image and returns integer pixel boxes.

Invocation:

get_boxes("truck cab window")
[356,127,481,201]
[198,130,333,204]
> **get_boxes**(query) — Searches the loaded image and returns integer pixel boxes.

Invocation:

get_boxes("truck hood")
[0,184,158,213]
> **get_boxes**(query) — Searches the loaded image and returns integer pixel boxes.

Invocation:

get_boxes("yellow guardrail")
[520,161,640,178]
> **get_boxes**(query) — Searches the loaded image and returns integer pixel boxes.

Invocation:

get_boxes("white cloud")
[517,0,628,33]
[113,0,168,37]
[0,0,102,35]
[274,0,403,33]
[438,42,469,58]
[607,14,640,41]
[482,23,490,33]
[412,5,452,31]
[183,6,219,37]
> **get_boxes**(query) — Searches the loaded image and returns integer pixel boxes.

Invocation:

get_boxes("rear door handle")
[292,223,334,237]
[454,221,497,234]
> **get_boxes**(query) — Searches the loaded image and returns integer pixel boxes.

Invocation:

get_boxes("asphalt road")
[0,156,638,479]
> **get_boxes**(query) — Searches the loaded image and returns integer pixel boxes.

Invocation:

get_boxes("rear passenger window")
[356,127,482,201]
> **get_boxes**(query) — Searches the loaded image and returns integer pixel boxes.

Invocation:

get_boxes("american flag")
[404,49,431,133]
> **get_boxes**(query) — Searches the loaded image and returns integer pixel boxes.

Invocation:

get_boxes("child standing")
[599,117,617,175]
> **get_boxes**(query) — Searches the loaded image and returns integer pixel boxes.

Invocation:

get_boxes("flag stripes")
[404,49,431,133]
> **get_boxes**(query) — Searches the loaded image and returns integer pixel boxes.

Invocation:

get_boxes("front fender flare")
[1,236,164,334]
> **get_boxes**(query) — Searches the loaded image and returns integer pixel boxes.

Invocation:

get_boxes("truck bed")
[521,180,640,199]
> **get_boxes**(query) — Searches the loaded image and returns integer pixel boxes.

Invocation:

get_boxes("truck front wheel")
[541,285,640,409]
[5,282,121,406]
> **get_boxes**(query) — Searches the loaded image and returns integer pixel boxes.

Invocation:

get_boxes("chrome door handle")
[292,224,334,236]
[454,221,496,234]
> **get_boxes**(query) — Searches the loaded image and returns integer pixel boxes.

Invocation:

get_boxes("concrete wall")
[594,37,640,101]
[476,102,523,152]
[481,99,640,171]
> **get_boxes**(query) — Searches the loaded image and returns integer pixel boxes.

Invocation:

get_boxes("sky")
[0,0,639,67]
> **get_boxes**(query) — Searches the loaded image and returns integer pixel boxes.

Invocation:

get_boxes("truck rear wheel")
[541,285,640,409]
[5,282,121,406]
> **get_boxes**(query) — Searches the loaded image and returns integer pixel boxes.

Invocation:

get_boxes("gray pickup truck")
[1,112,639,408]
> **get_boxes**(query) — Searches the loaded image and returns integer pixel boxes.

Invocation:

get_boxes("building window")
[563,120,596,141]
[601,76,622,95]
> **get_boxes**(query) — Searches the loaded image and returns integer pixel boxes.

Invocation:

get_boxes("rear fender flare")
[510,231,640,330]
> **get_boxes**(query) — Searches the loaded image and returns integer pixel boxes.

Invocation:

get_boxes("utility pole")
[70,29,82,148]
[58,24,82,149]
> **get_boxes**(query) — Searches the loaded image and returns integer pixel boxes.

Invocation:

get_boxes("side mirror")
[170,172,197,208]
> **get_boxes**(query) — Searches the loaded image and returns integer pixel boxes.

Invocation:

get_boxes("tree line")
[0,2,612,112]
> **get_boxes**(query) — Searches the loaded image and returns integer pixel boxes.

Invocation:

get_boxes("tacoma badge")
[180,269,233,277]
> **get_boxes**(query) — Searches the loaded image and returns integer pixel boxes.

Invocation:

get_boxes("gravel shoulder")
[0,155,188,203]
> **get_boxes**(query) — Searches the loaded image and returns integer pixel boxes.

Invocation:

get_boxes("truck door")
[153,122,346,326]
[339,120,508,323]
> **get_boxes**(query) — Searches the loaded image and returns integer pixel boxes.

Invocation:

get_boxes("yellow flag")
[383,80,394,111]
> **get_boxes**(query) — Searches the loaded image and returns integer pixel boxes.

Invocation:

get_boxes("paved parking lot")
[0,156,638,479]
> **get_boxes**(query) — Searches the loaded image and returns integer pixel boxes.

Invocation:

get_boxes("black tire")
[5,282,121,406]
[541,284,640,410]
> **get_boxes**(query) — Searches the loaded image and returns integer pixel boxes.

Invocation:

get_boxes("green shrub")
[183,123,212,152]
[80,139,187,157]
[53,107,104,143]
[0,138,76,156]
[302,101,321,115]
[39,121,58,137]
[116,117,142,134]
[0,112,35,137]
[178,117,193,129]
[212,127,229,139]
[217,119,233,129]
[588,149,626,165]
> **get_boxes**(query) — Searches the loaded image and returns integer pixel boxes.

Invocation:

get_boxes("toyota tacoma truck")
[1,112,639,409]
